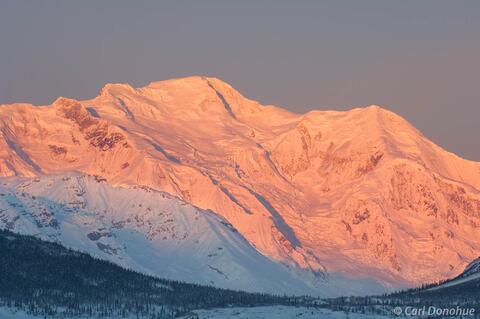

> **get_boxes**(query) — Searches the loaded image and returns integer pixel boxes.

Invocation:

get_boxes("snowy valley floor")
[0,306,390,319]
[179,306,390,319]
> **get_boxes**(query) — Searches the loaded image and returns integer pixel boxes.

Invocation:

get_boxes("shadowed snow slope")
[1,76,480,296]
[0,174,324,296]
[0,174,387,296]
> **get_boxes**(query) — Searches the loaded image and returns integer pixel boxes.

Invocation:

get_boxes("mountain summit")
[1,76,479,296]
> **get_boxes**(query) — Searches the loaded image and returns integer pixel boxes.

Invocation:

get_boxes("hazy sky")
[1,1,479,160]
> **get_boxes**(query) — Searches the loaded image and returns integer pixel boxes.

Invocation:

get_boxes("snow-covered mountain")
[0,173,383,296]
[1,76,479,295]
[0,173,320,296]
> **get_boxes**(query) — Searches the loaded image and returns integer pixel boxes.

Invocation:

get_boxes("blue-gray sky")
[1,1,479,160]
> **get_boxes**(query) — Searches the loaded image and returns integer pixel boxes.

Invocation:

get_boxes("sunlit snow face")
[1,73,480,300]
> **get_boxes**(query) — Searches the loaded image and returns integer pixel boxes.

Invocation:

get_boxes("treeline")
[0,229,302,318]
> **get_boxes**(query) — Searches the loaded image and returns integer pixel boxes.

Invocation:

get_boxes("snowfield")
[0,308,37,319]
[179,306,390,319]
[0,306,393,319]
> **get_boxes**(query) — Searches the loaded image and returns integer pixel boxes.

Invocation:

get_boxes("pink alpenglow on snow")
[1,76,479,297]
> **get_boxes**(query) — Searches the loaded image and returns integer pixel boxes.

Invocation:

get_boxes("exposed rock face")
[0,76,479,294]
[54,97,128,151]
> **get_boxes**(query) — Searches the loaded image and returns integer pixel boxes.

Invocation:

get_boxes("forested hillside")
[0,230,297,318]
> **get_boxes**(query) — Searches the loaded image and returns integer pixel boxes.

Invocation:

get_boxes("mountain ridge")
[1,76,479,296]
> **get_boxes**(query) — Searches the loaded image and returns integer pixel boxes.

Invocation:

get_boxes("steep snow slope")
[0,173,331,296]
[0,76,479,293]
